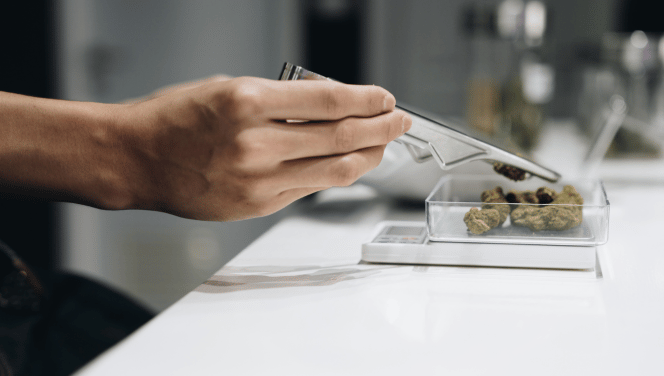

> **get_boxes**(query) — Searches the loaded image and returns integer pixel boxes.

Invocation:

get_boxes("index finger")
[263,79,396,121]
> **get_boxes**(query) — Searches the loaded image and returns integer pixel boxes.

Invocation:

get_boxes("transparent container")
[426,175,609,246]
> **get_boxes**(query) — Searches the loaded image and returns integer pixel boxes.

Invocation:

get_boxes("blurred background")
[1,0,663,312]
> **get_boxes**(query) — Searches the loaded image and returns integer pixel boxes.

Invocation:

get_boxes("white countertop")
[75,178,664,376]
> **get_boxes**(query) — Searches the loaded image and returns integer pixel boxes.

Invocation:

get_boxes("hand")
[121,75,233,104]
[117,76,411,221]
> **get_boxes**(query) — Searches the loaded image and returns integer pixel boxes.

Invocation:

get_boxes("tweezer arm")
[279,62,561,183]
[396,107,487,167]
[397,107,561,182]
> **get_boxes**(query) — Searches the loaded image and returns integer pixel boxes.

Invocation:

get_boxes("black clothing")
[1,240,154,376]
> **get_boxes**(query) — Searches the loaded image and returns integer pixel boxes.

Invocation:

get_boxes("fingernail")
[383,94,395,112]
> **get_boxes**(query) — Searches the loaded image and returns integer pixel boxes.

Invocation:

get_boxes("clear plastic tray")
[425,175,610,246]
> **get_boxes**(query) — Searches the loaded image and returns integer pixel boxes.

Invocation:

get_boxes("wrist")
[0,93,141,210]
[39,99,140,211]
[83,101,142,211]
[101,101,162,212]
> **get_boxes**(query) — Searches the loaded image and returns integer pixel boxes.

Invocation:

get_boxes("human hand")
[116,76,411,221]
[121,75,233,104]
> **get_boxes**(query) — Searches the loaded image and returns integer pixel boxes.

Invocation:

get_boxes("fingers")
[271,186,328,211]
[230,147,385,217]
[219,108,410,172]
[269,109,411,161]
[233,186,326,219]
[238,78,396,120]
[272,145,387,190]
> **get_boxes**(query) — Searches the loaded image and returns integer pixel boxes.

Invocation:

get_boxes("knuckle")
[334,121,356,151]
[208,74,231,82]
[243,178,266,198]
[254,201,278,218]
[227,132,262,168]
[363,86,392,115]
[367,90,386,113]
[224,78,265,120]
[233,175,266,204]
[323,84,345,119]
[238,187,281,218]
[383,114,399,144]
[331,157,362,187]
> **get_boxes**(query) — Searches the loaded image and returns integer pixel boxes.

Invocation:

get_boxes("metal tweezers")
[279,62,561,183]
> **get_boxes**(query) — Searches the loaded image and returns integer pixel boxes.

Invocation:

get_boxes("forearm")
[0,91,136,209]
[0,77,407,222]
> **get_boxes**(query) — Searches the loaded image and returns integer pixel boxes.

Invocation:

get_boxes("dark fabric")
[0,272,154,376]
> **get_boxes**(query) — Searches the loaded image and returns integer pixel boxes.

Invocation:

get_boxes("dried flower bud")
[493,162,527,181]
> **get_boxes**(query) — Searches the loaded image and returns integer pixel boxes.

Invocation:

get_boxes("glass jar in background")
[577,31,664,161]
[502,53,554,152]
[464,3,502,137]
[605,32,659,158]
[498,0,553,154]
[463,1,554,154]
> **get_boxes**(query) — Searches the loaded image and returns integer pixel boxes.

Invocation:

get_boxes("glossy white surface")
[77,182,664,376]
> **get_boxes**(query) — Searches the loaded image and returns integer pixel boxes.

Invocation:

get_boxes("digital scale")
[362,221,598,270]
[278,63,607,272]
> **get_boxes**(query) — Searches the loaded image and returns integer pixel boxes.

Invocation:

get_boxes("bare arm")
[0,91,136,208]
[0,76,411,221]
